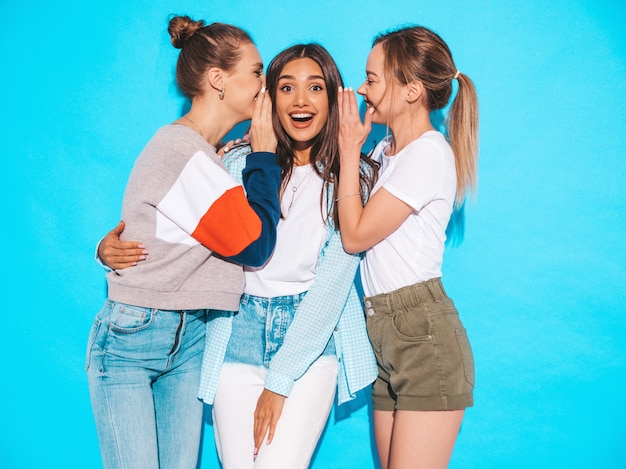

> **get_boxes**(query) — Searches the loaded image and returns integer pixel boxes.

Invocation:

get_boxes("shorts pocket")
[455,327,475,388]
[391,307,433,343]
[109,303,154,334]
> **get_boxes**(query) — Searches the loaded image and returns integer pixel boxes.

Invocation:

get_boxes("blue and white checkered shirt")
[198,144,377,405]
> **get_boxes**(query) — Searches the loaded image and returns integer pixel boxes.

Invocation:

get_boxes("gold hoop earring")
[219,88,225,100]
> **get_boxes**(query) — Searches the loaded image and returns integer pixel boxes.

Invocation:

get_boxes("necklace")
[181,115,203,138]
[286,166,314,213]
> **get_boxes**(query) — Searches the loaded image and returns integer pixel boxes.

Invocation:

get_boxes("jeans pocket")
[85,318,102,372]
[109,303,154,334]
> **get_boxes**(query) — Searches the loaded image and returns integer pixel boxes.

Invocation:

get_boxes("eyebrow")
[365,70,378,77]
[278,74,325,81]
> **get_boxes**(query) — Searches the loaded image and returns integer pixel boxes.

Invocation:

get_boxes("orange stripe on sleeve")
[191,186,262,256]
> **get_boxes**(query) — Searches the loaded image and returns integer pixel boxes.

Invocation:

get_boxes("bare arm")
[253,389,286,453]
[98,221,148,270]
[337,88,413,253]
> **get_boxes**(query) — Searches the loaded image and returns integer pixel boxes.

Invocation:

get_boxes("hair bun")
[168,15,205,49]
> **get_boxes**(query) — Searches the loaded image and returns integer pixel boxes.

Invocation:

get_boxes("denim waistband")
[240,291,307,308]
[103,299,207,316]
[225,290,335,366]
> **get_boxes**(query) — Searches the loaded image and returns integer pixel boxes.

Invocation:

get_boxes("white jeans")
[212,356,338,468]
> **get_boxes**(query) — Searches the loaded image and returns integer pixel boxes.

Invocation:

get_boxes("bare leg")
[388,410,464,469]
[373,410,395,469]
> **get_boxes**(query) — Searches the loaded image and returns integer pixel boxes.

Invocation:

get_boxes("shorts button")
[366,308,375,316]
[365,300,372,308]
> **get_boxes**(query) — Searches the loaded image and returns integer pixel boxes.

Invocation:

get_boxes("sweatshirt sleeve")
[155,149,279,267]
[225,151,281,267]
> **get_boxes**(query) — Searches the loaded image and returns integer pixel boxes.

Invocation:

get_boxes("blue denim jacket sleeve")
[264,227,361,396]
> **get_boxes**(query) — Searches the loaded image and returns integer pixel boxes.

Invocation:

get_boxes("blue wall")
[2,1,624,467]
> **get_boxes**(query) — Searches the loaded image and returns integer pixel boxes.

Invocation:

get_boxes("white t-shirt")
[244,164,327,297]
[361,131,456,296]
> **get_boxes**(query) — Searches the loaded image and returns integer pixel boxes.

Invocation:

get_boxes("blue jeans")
[224,292,335,366]
[86,300,207,469]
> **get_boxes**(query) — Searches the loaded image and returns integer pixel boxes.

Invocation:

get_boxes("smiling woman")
[275,58,330,159]
[203,44,381,469]
[336,25,478,469]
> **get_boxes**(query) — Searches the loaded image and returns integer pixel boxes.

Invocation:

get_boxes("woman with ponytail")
[336,25,478,468]
[86,15,280,469]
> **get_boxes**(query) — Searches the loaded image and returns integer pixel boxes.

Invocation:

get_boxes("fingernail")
[142,249,149,254]
[138,244,145,249]
[223,146,229,153]
[261,86,266,93]
[338,86,343,92]
[235,138,241,143]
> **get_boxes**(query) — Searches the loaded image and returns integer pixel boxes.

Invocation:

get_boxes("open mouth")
[290,112,314,123]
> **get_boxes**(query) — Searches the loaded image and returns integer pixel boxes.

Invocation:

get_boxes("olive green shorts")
[364,278,474,411]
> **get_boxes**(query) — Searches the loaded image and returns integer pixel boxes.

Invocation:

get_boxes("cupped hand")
[98,221,148,270]
[253,388,286,455]
[338,87,373,161]
[249,87,278,153]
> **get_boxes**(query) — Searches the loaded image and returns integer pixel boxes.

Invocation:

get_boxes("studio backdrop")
[2,1,624,468]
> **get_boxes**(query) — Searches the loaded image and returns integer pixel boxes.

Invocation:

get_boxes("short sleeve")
[382,139,447,212]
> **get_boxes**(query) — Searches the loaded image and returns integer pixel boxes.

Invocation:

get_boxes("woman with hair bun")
[337,25,478,469]
[86,15,280,469]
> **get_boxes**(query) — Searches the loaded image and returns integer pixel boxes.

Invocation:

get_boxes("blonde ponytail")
[374,26,480,208]
[447,72,479,208]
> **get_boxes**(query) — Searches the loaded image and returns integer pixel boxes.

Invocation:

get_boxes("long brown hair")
[168,15,253,99]
[374,26,478,207]
[265,44,377,227]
